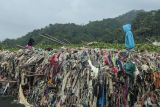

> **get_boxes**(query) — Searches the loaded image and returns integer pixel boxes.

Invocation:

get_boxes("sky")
[0,0,160,41]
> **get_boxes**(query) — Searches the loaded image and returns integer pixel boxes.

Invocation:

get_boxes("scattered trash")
[0,48,159,107]
[145,38,160,46]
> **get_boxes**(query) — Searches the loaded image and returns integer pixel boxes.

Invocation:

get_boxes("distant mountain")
[115,10,145,25]
[1,9,159,48]
[132,9,160,42]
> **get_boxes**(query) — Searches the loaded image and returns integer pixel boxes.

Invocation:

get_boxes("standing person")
[122,24,135,51]
[25,38,35,49]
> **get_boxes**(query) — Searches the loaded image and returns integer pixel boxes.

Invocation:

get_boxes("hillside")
[1,9,160,48]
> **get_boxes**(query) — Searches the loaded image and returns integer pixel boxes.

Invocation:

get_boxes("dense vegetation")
[0,9,160,49]
[34,43,160,52]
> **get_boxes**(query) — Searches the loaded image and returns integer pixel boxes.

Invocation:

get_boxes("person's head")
[28,38,35,46]
[122,24,131,33]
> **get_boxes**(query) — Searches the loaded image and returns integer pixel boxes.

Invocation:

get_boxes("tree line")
[1,9,160,48]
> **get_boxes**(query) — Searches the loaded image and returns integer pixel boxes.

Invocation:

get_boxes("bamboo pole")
[63,39,71,44]
[40,34,64,45]
[44,34,67,45]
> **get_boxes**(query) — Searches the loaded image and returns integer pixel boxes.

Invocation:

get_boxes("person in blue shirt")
[122,24,135,50]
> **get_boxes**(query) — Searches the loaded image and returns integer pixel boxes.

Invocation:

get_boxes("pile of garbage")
[0,48,159,107]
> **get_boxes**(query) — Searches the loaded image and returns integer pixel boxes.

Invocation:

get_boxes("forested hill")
[1,9,160,48]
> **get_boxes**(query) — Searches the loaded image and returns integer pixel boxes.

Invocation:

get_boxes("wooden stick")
[0,80,17,83]
[16,45,25,49]
[44,34,67,45]
[25,74,45,77]
[63,39,71,44]
[145,38,153,43]
[40,34,64,45]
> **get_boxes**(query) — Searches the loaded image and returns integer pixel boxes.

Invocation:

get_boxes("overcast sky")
[0,0,160,41]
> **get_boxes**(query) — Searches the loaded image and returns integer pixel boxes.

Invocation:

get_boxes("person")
[122,24,135,51]
[25,38,35,49]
